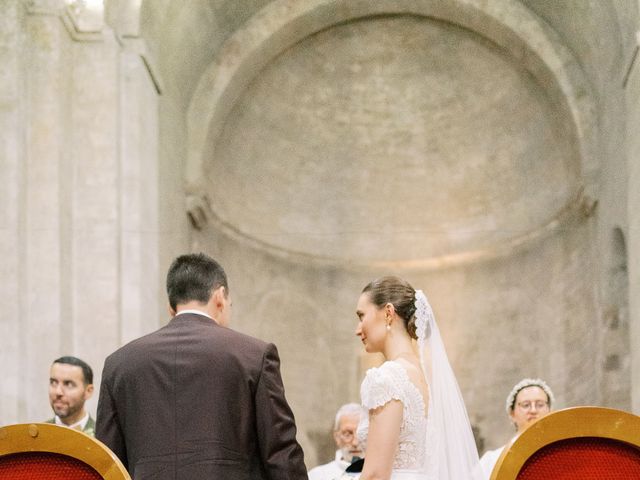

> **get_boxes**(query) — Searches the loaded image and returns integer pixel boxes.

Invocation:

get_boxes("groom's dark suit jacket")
[96,313,307,480]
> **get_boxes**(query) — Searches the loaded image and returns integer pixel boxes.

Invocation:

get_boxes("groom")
[96,253,307,479]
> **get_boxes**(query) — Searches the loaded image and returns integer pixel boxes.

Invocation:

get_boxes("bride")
[354,276,479,480]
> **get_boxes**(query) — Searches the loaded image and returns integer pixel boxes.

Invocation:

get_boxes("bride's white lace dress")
[357,360,436,480]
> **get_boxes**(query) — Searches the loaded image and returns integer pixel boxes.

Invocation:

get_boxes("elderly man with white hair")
[479,378,556,480]
[309,403,365,480]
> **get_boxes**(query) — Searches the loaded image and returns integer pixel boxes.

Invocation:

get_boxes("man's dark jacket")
[96,313,307,480]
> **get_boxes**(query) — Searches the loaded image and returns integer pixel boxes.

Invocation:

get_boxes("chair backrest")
[491,406,640,480]
[0,423,131,480]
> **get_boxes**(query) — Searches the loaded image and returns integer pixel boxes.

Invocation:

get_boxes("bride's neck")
[384,336,416,362]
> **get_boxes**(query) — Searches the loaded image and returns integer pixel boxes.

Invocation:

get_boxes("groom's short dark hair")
[166,253,229,311]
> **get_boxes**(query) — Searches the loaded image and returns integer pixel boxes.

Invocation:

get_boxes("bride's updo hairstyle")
[362,276,418,339]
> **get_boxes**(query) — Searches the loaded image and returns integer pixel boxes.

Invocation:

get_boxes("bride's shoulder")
[361,361,408,404]
[392,358,424,382]
[363,360,404,380]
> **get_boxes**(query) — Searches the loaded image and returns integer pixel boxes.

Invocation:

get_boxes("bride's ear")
[385,302,395,317]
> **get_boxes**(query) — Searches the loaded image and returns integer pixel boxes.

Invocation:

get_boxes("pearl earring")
[386,324,391,331]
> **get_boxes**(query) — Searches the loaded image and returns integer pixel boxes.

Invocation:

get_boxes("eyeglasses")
[517,401,549,411]
[337,430,356,441]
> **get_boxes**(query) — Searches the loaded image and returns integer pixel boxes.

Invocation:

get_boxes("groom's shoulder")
[218,325,271,351]
[103,328,163,365]
[104,319,273,367]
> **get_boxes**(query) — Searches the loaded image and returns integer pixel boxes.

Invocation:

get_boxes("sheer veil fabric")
[415,290,480,480]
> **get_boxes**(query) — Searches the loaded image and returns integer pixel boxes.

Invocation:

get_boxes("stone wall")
[627,28,640,413]
[193,205,599,463]
[0,0,161,425]
[0,0,25,426]
[183,1,605,462]
[522,0,639,412]
[2,0,640,470]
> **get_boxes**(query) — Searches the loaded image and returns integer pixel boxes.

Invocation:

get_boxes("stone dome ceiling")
[204,14,579,264]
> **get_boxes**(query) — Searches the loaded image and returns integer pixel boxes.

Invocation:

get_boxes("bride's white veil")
[415,290,480,480]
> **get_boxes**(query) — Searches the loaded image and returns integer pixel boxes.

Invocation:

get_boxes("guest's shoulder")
[479,445,505,479]
[308,460,342,480]
[480,445,505,463]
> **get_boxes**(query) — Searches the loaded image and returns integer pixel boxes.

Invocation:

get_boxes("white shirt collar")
[54,412,89,430]
[175,309,213,320]
[334,449,350,468]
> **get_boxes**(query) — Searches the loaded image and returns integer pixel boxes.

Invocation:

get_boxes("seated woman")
[478,378,555,480]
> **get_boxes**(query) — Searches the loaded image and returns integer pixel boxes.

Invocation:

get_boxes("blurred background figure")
[479,378,555,479]
[309,403,365,480]
[46,356,95,436]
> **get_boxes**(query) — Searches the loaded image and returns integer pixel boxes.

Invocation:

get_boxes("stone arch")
[184,0,597,269]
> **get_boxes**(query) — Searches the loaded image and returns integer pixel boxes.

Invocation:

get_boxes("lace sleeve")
[360,362,406,411]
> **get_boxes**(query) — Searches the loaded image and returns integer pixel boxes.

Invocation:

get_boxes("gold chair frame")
[0,423,130,480]
[491,406,640,480]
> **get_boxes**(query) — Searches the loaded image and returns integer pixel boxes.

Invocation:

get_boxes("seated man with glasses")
[309,403,365,480]
[479,378,555,480]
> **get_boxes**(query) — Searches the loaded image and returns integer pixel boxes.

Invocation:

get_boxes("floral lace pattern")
[357,361,429,471]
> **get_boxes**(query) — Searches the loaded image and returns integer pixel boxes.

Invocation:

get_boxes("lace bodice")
[357,361,431,471]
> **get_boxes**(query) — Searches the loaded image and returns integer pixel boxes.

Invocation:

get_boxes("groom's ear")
[168,304,176,317]
[212,286,225,305]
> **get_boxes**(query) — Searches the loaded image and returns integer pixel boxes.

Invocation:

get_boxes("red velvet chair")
[491,406,640,480]
[0,423,130,480]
